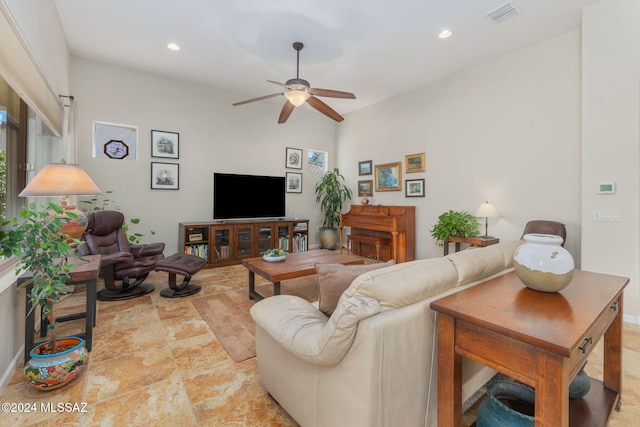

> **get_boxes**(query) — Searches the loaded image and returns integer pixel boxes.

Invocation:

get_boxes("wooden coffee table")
[242,250,366,300]
[430,270,628,427]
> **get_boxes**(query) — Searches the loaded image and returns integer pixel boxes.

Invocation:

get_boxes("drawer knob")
[610,301,619,312]
[579,337,593,354]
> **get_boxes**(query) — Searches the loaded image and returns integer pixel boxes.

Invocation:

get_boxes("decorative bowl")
[263,254,286,262]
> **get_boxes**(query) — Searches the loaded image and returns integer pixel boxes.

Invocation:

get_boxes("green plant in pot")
[314,168,353,250]
[0,202,88,391]
[430,210,480,245]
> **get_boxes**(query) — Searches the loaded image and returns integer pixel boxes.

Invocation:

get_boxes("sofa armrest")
[251,294,381,367]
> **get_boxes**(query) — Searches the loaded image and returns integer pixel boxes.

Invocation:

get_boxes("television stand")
[179,218,309,268]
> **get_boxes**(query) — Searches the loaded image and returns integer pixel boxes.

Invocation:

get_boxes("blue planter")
[477,380,535,427]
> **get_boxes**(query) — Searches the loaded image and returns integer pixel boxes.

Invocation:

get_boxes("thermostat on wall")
[597,182,616,194]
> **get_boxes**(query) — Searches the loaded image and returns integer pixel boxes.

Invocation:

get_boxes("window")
[308,150,327,174]
[0,76,30,265]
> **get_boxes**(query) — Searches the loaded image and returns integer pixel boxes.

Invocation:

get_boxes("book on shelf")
[184,244,208,259]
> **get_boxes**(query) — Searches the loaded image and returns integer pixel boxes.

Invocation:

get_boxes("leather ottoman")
[154,253,206,298]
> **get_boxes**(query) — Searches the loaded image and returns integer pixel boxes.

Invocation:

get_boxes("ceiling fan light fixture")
[285,89,309,107]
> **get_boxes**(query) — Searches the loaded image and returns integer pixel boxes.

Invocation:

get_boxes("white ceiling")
[53,0,597,116]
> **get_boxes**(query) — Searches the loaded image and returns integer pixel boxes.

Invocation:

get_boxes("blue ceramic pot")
[476,380,535,427]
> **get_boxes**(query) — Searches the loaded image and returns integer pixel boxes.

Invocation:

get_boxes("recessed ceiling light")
[438,30,452,39]
[167,43,181,51]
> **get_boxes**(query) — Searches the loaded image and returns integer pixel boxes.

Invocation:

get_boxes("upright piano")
[339,205,416,263]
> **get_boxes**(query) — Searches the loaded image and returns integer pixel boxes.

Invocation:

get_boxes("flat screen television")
[213,173,286,219]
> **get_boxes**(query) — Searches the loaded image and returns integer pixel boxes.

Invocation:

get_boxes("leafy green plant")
[80,190,155,244]
[314,168,353,228]
[0,202,79,352]
[430,210,480,243]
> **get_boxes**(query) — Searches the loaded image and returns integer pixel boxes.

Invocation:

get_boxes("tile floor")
[0,264,638,426]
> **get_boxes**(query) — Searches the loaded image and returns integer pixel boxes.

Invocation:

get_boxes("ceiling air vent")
[487,2,521,23]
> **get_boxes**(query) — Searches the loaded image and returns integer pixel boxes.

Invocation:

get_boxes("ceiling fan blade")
[267,80,291,89]
[308,88,356,99]
[233,92,282,106]
[306,97,344,122]
[278,101,295,124]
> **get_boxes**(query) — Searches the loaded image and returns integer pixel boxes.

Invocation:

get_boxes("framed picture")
[405,178,425,197]
[358,160,372,176]
[405,152,426,173]
[286,147,303,169]
[286,172,303,193]
[93,121,138,161]
[151,162,179,190]
[358,180,373,197]
[151,130,179,159]
[375,162,402,192]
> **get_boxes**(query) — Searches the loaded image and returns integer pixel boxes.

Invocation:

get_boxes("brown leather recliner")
[81,210,165,301]
[521,220,567,247]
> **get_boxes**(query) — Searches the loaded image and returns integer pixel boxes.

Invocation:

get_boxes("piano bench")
[346,235,392,260]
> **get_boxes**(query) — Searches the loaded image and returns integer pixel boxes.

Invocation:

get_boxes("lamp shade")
[284,89,310,107]
[19,163,102,197]
[476,201,499,219]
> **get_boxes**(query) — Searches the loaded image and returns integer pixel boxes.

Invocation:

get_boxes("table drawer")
[568,295,621,378]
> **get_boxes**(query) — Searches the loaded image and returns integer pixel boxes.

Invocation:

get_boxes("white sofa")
[250,240,523,427]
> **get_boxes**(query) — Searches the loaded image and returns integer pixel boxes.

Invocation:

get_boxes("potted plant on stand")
[0,202,88,391]
[314,168,353,249]
[430,209,480,245]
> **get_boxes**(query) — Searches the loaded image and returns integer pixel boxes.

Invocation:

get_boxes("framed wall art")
[151,130,179,159]
[358,160,372,176]
[405,178,425,197]
[286,147,303,169]
[405,152,426,173]
[151,162,179,190]
[375,162,402,192]
[93,121,138,161]
[286,172,303,193]
[358,180,373,197]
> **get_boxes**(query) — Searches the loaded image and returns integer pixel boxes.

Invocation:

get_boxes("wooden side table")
[430,270,628,426]
[21,255,101,363]
[443,236,499,255]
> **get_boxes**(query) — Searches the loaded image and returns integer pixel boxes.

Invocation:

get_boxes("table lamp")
[18,161,102,239]
[476,201,499,239]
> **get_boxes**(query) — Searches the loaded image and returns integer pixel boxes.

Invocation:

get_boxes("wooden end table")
[430,270,628,426]
[242,250,365,300]
[21,255,101,363]
[443,236,499,255]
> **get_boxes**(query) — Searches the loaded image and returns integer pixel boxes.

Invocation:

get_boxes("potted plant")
[314,168,353,249]
[430,210,480,245]
[0,202,88,390]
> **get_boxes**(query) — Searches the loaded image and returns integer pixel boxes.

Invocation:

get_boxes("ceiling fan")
[233,42,356,124]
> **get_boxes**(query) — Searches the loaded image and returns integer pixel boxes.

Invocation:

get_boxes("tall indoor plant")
[314,168,353,249]
[0,202,88,390]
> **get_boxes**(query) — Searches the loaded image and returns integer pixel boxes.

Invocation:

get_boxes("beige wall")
[337,31,582,263]
[582,0,640,321]
[71,57,338,254]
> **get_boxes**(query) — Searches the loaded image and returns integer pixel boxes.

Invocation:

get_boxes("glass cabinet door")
[255,223,274,255]
[211,225,232,262]
[276,223,292,252]
[234,225,254,258]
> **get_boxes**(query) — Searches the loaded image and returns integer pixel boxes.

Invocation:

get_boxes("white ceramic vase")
[513,233,575,292]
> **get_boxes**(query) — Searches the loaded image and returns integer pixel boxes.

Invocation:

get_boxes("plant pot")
[319,227,339,250]
[23,336,88,391]
[513,233,574,292]
[476,380,535,427]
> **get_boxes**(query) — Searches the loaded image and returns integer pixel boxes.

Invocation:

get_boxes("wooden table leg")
[535,353,568,426]
[604,295,623,410]
[437,313,462,427]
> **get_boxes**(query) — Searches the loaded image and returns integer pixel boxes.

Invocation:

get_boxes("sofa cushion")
[340,257,459,310]
[445,240,523,286]
[316,261,394,316]
[250,294,382,366]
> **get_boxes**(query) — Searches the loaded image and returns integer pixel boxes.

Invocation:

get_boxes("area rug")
[192,278,319,363]
[192,289,258,363]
